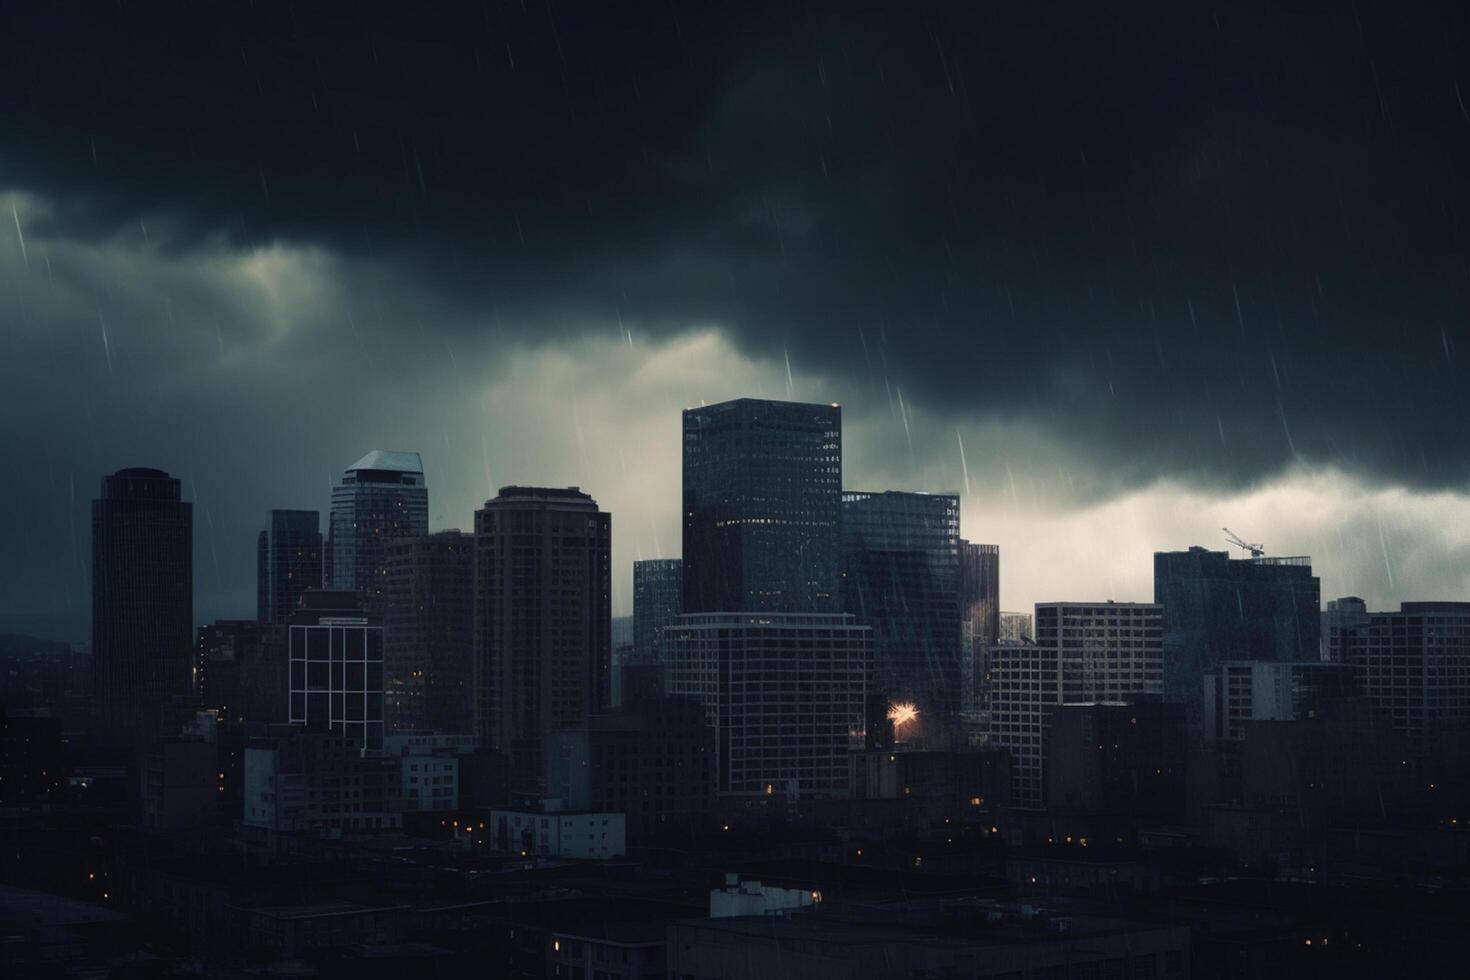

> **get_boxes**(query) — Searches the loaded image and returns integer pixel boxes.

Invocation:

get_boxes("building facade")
[1203,660,1357,743]
[682,398,842,614]
[1338,601,1470,743]
[662,612,869,798]
[383,530,474,734]
[288,591,384,752]
[329,451,428,616]
[92,467,194,741]
[988,602,1163,808]
[632,558,683,659]
[256,509,323,626]
[1154,547,1320,702]
[840,491,961,748]
[474,486,612,795]
[197,619,285,724]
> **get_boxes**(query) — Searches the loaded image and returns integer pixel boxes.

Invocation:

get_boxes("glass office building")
[288,590,384,752]
[330,450,428,617]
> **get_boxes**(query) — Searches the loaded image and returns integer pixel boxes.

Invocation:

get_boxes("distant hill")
[0,633,75,657]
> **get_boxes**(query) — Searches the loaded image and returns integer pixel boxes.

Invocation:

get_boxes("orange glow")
[887,702,919,728]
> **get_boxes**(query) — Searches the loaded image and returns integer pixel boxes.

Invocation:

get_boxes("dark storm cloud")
[5,2,1469,492]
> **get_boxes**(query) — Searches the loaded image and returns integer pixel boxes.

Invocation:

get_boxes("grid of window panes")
[289,622,384,750]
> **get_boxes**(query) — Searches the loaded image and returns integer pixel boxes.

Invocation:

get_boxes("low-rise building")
[488,807,626,859]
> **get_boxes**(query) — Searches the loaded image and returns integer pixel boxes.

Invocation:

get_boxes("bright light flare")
[887,702,919,728]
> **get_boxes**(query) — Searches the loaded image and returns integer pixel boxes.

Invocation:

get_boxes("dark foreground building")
[682,398,842,614]
[92,467,193,741]
[383,530,474,734]
[256,509,322,626]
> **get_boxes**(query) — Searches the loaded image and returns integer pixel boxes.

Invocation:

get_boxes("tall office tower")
[633,559,683,659]
[1339,602,1470,743]
[682,398,842,614]
[840,491,961,749]
[92,467,194,740]
[288,590,384,751]
[1321,595,1369,662]
[1000,611,1034,643]
[329,451,428,616]
[663,612,870,798]
[988,601,1163,809]
[383,530,474,734]
[256,509,323,626]
[958,541,1001,652]
[474,486,612,795]
[1153,546,1320,702]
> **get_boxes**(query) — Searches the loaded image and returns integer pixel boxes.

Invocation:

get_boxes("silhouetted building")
[256,509,323,626]
[616,652,664,707]
[989,602,1163,808]
[197,619,285,724]
[1338,601,1470,743]
[841,490,961,749]
[244,727,405,835]
[682,398,841,614]
[92,467,193,741]
[959,541,1001,651]
[288,590,383,751]
[633,558,682,658]
[1203,660,1357,743]
[1044,700,1186,822]
[383,530,474,734]
[141,736,216,832]
[850,747,1012,818]
[474,486,612,796]
[663,612,868,798]
[547,696,713,840]
[1153,547,1320,702]
[329,450,428,616]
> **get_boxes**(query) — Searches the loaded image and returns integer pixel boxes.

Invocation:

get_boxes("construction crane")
[1222,527,1264,559]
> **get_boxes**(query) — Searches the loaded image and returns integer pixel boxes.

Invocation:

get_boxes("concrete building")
[140,736,217,832]
[474,486,612,795]
[288,590,384,752]
[91,467,193,741]
[841,491,961,749]
[632,558,682,659]
[488,807,626,859]
[329,450,428,616]
[1043,701,1186,821]
[243,728,405,835]
[988,602,1163,809]
[1203,660,1357,743]
[1000,611,1033,643]
[709,874,818,917]
[1337,601,1470,743]
[1322,595,1369,662]
[382,732,471,812]
[682,398,842,614]
[197,619,284,724]
[383,530,474,734]
[256,509,323,626]
[663,612,869,798]
[546,695,713,841]
[1154,546,1320,703]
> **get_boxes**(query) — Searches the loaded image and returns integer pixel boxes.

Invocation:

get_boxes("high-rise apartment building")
[682,398,841,614]
[633,558,683,659]
[383,531,474,735]
[256,509,323,626]
[329,451,428,616]
[1203,660,1357,743]
[92,467,194,740]
[988,602,1163,808]
[288,590,384,751]
[474,486,612,795]
[840,490,961,748]
[662,612,869,798]
[1153,547,1320,702]
[1338,602,1470,743]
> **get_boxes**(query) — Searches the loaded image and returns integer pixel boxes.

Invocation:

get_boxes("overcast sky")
[3,2,1469,641]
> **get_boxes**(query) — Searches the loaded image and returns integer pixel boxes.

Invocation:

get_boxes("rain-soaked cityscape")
[2,3,1470,978]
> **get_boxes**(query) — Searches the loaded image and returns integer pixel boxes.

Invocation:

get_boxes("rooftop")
[346,450,424,473]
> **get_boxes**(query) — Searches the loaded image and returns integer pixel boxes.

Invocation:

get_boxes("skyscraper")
[682,398,841,614]
[329,451,428,616]
[840,490,961,748]
[1153,547,1321,702]
[474,486,612,795]
[92,467,193,740]
[256,509,323,626]
[988,601,1163,808]
[633,558,683,659]
[288,590,384,751]
[383,530,474,735]
[959,541,1000,654]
